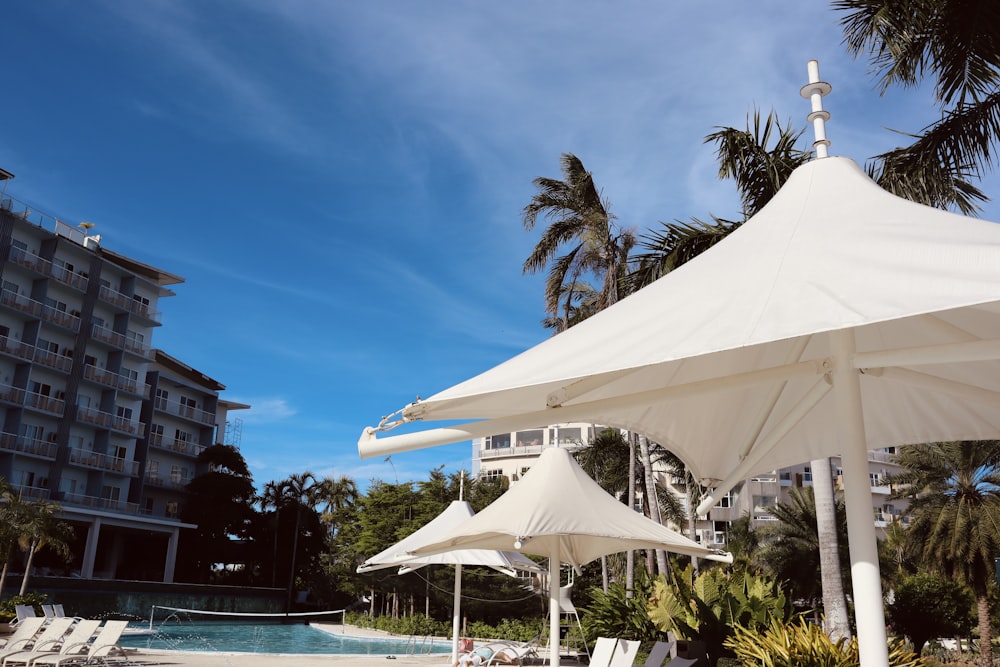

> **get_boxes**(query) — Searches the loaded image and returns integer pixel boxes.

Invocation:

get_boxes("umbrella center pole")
[831,330,890,667]
[800,59,832,158]
[549,545,561,667]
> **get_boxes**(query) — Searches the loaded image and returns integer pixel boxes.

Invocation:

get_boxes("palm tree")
[261,472,320,611]
[758,487,851,617]
[10,497,73,595]
[835,0,999,215]
[313,475,359,539]
[522,153,637,331]
[890,441,1000,667]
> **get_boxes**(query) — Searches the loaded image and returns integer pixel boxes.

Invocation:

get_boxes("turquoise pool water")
[119,621,451,655]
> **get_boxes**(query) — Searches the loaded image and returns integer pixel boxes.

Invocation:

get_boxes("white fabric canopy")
[357,500,539,663]
[406,447,731,667]
[359,156,1000,667]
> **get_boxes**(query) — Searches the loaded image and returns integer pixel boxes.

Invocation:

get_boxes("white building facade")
[0,176,246,583]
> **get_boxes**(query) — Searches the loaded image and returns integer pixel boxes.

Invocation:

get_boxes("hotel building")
[0,170,247,583]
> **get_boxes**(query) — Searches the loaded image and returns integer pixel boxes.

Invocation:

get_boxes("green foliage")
[887,572,974,656]
[344,611,544,642]
[647,565,794,665]
[580,570,668,643]
[725,617,926,667]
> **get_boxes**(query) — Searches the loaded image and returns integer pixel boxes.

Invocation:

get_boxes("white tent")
[359,155,1000,667]
[404,447,732,667]
[357,500,540,663]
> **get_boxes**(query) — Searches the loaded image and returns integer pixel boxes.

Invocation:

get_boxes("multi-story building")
[471,422,906,549]
[0,171,246,583]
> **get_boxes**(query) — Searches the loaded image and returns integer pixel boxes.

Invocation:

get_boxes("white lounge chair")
[662,658,699,667]
[611,640,641,667]
[10,608,36,628]
[636,640,675,667]
[0,619,44,650]
[586,637,619,667]
[485,637,542,666]
[2,619,100,667]
[68,620,129,666]
[0,619,73,663]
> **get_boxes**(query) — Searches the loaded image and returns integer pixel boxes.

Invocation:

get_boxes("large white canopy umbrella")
[401,447,733,667]
[359,149,1000,667]
[357,500,540,663]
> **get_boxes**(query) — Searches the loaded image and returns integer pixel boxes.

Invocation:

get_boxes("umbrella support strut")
[832,330,890,667]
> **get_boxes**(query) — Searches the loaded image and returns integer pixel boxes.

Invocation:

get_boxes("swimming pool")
[119,621,451,655]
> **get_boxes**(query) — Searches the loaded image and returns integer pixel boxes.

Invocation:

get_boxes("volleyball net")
[148,605,347,629]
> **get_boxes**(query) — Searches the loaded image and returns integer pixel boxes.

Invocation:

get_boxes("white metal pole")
[831,329,890,667]
[549,547,561,667]
[452,564,462,664]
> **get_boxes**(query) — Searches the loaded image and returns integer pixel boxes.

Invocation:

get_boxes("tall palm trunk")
[811,457,851,641]
[19,540,38,596]
[976,583,992,667]
[637,433,668,575]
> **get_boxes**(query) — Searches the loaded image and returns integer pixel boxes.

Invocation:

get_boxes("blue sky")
[1,2,996,492]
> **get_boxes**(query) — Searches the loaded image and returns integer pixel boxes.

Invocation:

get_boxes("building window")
[165,501,179,518]
[480,469,504,482]
[803,466,812,482]
[515,429,543,447]
[485,434,511,449]
[155,388,169,410]
[150,423,164,445]
[180,396,197,417]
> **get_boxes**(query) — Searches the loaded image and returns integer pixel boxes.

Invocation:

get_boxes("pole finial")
[800,59,832,158]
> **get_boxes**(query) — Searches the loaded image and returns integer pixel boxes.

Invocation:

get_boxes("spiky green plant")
[725,617,926,667]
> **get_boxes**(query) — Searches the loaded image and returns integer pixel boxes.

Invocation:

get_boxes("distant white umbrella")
[403,448,732,667]
[357,500,540,663]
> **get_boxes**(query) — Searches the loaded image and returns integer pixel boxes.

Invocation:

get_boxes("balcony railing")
[153,398,216,426]
[1,288,43,317]
[82,364,142,395]
[98,285,161,325]
[0,335,35,362]
[0,384,25,405]
[16,485,51,501]
[0,289,80,332]
[147,432,207,457]
[33,346,73,373]
[68,447,140,476]
[60,492,141,516]
[144,473,189,490]
[23,391,65,416]
[89,323,151,359]
[7,247,89,292]
[75,405,144,436]
[0,432,58,459]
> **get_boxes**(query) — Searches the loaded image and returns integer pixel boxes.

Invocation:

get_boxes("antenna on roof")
[800,60,832,158]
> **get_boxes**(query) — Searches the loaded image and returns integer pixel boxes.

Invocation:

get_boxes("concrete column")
[81,518,101,579]
[163,527,179,583]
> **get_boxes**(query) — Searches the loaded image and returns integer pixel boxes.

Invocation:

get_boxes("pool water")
[119,621,451,655]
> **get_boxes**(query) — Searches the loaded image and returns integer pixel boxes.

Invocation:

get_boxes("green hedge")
[345,611,545,642]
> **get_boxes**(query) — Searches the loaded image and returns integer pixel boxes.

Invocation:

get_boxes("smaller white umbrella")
[405,448,732,667]
[357,500,540,662]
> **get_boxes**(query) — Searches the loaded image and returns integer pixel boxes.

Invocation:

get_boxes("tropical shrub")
[0,593,49,622]
[887,572,974,656]
[580,569,669,643]
[647,565,794,666]
[725,617,926,667]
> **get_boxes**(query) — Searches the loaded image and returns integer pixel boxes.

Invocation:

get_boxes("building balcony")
[98,285,162,325]
[0,432,58,460]
[89,324,152,359]
[0,289,81,332]
[153,397,216,427]
[0,384,26,405]
[23,391,65,416]
[868,450,897,464]
[1,288,44,318]
[16,485,51,501]
[68,447,140,476]
[82,364,144,396]
[60,492,141,516]
[0,335,35,362]
[33,346,73,373]
[147,432,206,457]
[7,247,89,292]
[144,473,189,491]
[75,405,144,436]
